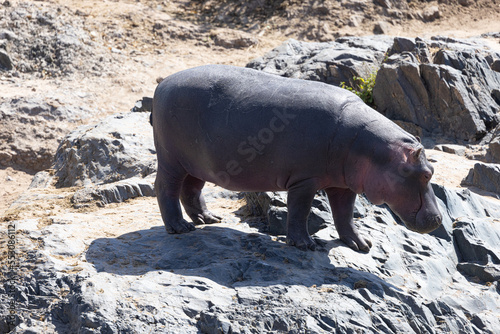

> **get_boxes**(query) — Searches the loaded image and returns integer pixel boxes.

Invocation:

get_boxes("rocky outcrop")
[51,112,156,188]
[374,36,500,142]
[246,37,393,87]
[0,97,98,172]
[0,2,118,77]
[483,124,500,163]
[71,175,156,208]
[247,36,500,144]
[463,162,500,195]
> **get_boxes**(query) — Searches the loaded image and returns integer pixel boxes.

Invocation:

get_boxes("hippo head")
[362,143,442,234]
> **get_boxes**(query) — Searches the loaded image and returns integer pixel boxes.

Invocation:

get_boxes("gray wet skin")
[152,64,442,251]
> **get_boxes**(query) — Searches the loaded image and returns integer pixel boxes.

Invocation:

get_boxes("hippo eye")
[398,165,412,177]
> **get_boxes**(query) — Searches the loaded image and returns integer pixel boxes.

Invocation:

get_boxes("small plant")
[340,71,377,106]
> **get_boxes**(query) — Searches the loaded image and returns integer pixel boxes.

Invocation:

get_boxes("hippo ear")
[414,147,422,160]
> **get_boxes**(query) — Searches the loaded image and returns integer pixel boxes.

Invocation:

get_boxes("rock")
[484,124,500,162]
[491,59,500,73]
[0,29,17,40]
[489,140,500,162]
[422,6,440,22]
[130,97,153,113]
[434,144,466,157]
[458,0,474,6]
[248,36,500,143]
[465,145,489,162]
[0,2,117,77]
[0,97,97,171]
[0,49,12,70]
[374,37,500,142]
[373,0,409,10]
[247,37,393,87]
[244,191,333,235]
[52,112,156,187]
[431,183,500,240]
[386,36,416,55]
[393,119,423,138]
[454,218,500,282]
[373,0,391,9]
[373,21,390,35]
[463,162,500,195]
[210,28,259,49]
[71,175,155,208]
[28,170,55,189]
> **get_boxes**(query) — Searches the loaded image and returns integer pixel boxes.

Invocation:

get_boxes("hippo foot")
[164,219,196,234]
[286,234,317,251]
[189,211,222,225]
[339,232,372,253]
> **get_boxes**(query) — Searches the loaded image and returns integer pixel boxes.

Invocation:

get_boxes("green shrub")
[340,71,377,106]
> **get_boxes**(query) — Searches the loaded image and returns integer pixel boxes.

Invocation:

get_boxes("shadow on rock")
[86,225,399,293]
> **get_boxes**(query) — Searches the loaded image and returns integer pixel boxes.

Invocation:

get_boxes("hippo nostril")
[433,214,442,226]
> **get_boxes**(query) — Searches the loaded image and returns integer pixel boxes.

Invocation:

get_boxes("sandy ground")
[1,0,500,217]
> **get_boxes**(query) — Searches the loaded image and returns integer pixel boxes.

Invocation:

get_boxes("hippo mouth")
[402,191,442,234]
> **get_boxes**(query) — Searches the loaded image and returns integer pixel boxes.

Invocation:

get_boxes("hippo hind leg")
[325,188,372,252]
[180,175,222,225]
[155,166,195,234]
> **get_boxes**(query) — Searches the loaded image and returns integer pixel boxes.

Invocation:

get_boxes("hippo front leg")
[286,179,318,251]
[325,188,372,252]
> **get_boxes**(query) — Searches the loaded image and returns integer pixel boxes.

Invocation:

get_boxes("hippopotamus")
[151,64,442,251]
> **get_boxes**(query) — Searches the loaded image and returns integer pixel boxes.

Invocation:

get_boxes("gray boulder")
[433,144,466,157]
[130,97,153,113]
[0,49,13,70]
[246,36,393,87]
[463,162,500,195]
[71,175,156,208]
[374,37,500,142]
[52,112,156,187]
[454,218,500,282]
[484,124,500,162]
[244,191,333,236]
[489,139,500,163]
